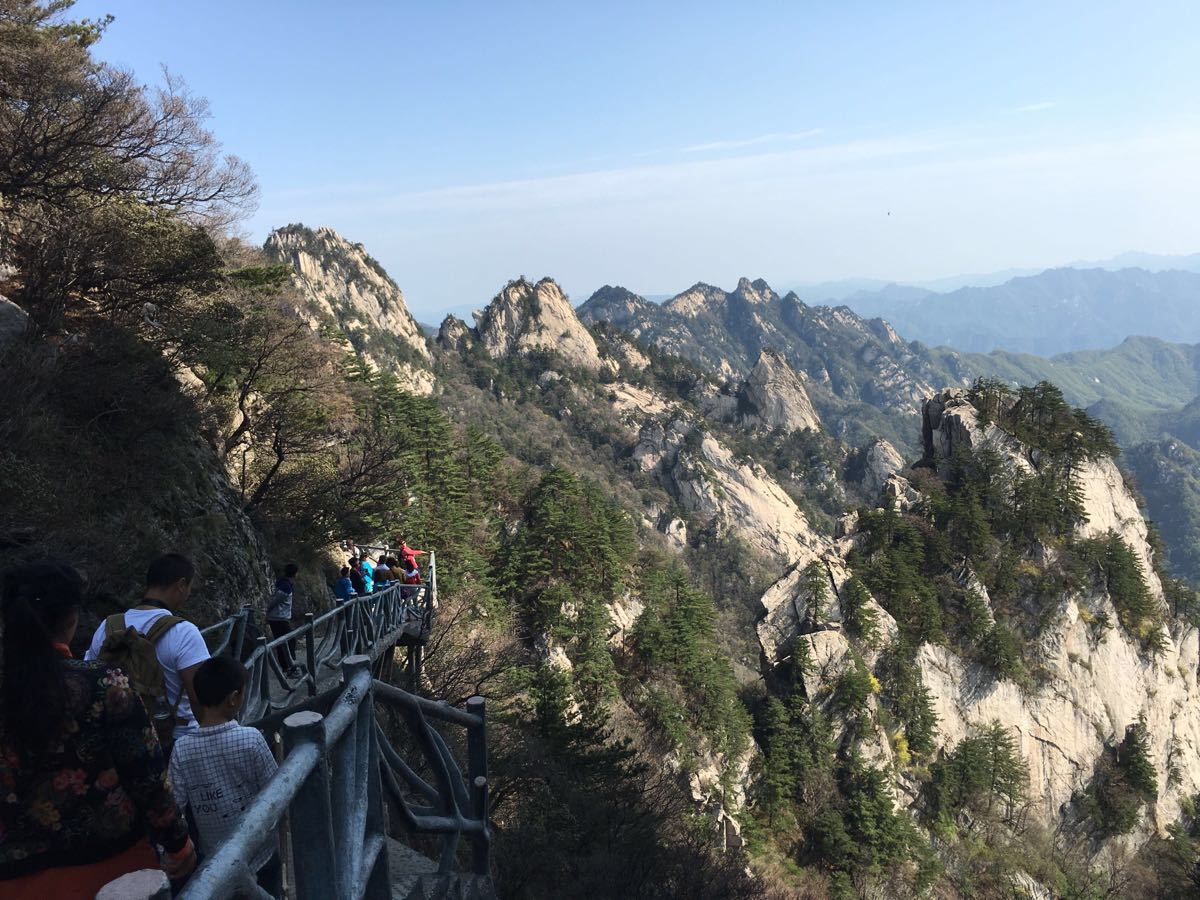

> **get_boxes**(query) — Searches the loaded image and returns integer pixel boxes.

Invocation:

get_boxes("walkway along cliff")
[117,553,498,900]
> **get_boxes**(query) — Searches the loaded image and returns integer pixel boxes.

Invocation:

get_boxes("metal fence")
[177,655,491,900]
[198,554,437,729]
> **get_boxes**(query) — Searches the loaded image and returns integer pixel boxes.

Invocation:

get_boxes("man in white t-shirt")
[86,553,211,738]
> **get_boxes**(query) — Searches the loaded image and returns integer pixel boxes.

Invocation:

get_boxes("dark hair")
[193,655,246,708]
[2,562,84,751]
[340,566,350,577]
[146,553,195,589]
[283,563,299,578]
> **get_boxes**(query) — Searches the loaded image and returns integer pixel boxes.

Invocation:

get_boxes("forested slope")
[4,4,1200,898]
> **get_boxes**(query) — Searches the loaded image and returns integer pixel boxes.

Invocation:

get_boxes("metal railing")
[198,554,437,729]
[177,654,491,900]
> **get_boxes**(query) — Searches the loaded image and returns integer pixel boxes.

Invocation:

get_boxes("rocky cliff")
[631,411,827,566]
[264,224,434,394]
[756,386,1200,867]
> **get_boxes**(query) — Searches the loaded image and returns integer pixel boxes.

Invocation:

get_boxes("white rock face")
[758,387,1200,853]
[920,599,1200,830]
[265,225,433,394]
[663,282,727,317]
[860,438,906,501]
[670,433,824,565]
[738,348,821,434]
[1075,454,1164,602]
[474,278,602,371]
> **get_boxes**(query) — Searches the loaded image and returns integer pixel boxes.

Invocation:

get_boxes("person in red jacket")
[396,539,426,568]
[399,556,422,601]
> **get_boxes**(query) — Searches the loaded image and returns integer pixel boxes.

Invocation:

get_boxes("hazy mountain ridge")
[837,266,1200,356]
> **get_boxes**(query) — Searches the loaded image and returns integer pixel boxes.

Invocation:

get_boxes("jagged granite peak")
[737,347,821,434]
[473,277,602,371]
[264,224,431,364]
[576,285,654,328]
[730,276,778,306]
[436,314,472,353]
[663,281,728,317]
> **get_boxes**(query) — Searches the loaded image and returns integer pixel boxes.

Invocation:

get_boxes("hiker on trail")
[0,562,196,898]
[400,555,421,601]
[360,554,375,592]
[397,539,426,568]
[85,553,210,744]
[266,564,302,680]
[334,566,355,601]
[348,558,367,596]
[169,656,280,897]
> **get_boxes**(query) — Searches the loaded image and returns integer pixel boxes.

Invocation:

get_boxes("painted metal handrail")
[197,554,438,729]
[177,655,490,900]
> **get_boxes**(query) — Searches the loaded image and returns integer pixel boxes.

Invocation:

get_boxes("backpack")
[97,612,185,750]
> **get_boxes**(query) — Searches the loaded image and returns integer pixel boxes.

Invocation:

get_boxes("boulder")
[737,348,821,434]
[860,438,906,501]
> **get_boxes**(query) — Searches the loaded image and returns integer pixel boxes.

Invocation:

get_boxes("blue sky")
[73,1,1200,320]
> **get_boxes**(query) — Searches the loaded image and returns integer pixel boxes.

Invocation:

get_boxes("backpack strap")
[144,614,187,722]
[104,613,128,637]
[145,614,184,644]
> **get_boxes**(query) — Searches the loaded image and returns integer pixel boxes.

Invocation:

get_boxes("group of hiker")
[334,543,426,603]
[0,540,424,899]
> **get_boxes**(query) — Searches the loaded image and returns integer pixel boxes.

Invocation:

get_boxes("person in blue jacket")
[360,554,375,592]
[334,566,355,600]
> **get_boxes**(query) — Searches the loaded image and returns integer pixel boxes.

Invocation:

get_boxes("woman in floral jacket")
[0,561,195,899]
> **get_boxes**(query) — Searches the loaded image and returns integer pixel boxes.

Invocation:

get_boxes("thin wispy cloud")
[1011,101,1057,113]
[681,128,824,153]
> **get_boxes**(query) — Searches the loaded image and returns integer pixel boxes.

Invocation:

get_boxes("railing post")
[304,612,317,697]
[335,599,351,657]
[330,657,370,898]
[232,605,251,660]
[466,696,490,877]
[283,711,337,900]
[407,644,423,693]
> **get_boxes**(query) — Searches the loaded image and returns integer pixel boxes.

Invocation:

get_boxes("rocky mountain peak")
[757,386,1200,855]
[265,224,430,359]
[737,347,821,434]
[731,277,778,305]
[663,282,728,317]
[436,314,473,353]
[859,437,906,501]
[576,285,652,327]
[473,276,602,371]
[264,223,433,393]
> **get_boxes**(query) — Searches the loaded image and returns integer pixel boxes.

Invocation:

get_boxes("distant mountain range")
[784,250,1200,303]
[834,267,1200,356]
